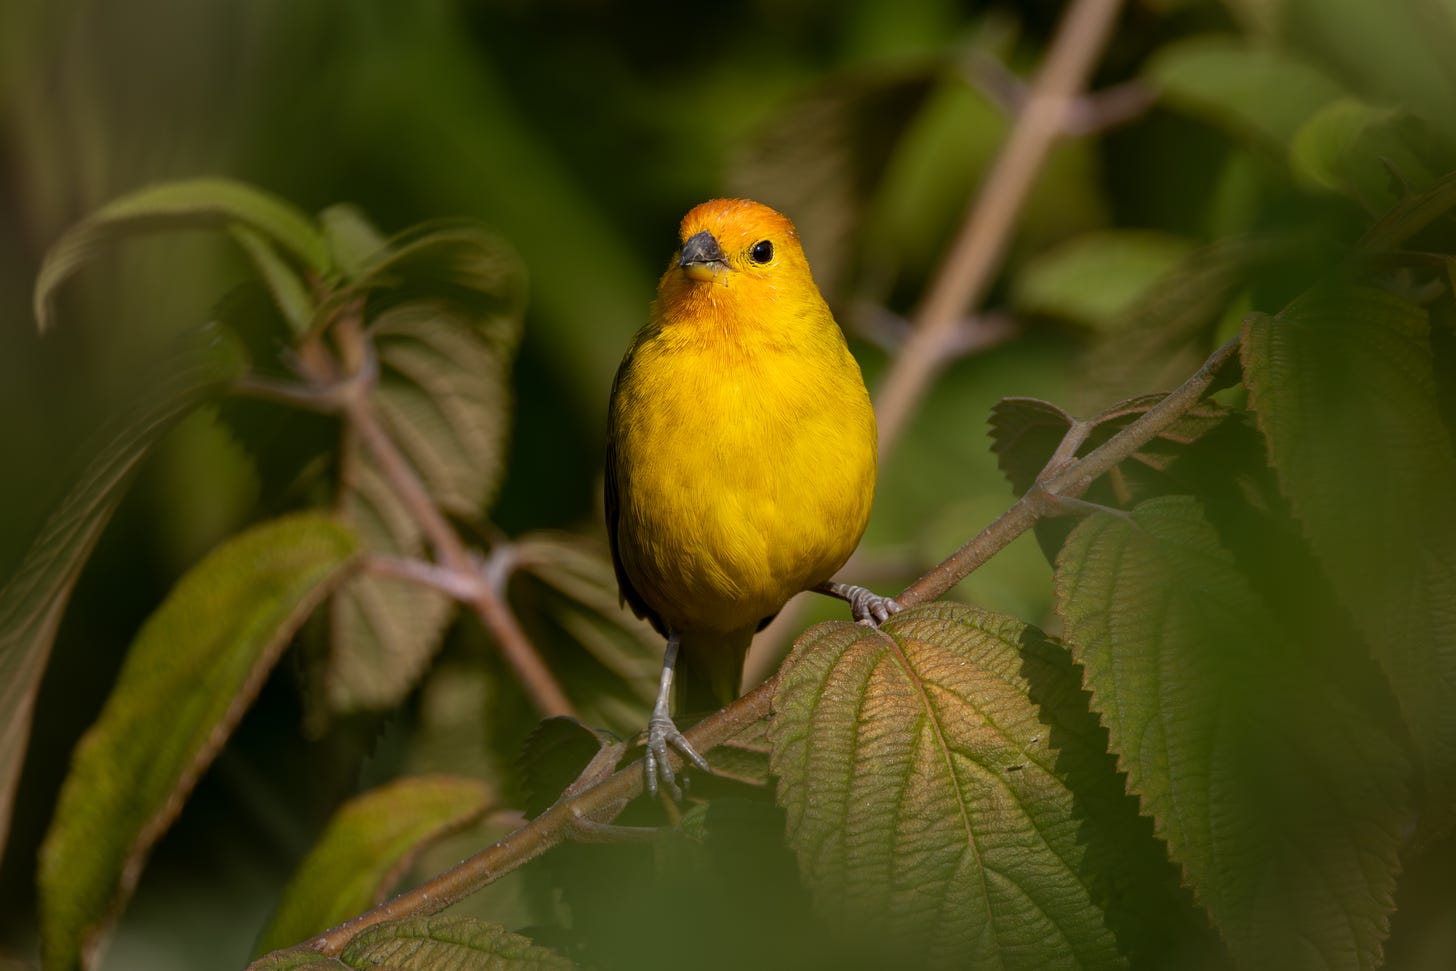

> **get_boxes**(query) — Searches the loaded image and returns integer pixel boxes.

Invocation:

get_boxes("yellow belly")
[612,338,876,635]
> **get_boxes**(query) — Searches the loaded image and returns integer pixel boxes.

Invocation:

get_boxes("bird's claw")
[645,711,709,801]
[847,587,902,627]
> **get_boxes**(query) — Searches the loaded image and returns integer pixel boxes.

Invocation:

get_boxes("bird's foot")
[645,709,709,801]
[818,580,902,627]
[847,586,902,626]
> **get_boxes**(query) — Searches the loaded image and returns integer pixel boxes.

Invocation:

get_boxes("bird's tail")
[674,626,755,716]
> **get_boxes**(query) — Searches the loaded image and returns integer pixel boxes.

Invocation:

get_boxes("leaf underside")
[328,225,525,711]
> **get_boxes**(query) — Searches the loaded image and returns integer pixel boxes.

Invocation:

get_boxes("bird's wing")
[605,346,668,638]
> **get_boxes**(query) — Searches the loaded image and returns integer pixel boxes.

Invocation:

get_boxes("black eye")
[749,239,774,264]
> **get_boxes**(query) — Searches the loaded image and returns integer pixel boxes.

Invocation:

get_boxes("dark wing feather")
[605,345,668,638]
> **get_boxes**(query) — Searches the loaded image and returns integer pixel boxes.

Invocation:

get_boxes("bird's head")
[654,200,827,333]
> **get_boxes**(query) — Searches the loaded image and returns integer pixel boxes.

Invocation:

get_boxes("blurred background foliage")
[3,0,1456,967]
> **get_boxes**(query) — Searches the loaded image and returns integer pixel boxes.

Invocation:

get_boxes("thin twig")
[874,0,1126,453]
[329,317,577,718]
[293,676,776,959]
[896,335,1240,606]
[363,554,484,602]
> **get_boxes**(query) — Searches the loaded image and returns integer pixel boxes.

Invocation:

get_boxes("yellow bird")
[606,198,897,797]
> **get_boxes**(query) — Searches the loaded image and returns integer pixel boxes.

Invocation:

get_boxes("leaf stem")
[873,0,1126,453]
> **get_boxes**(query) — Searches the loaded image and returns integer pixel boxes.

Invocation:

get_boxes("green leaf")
[34,177,329,331]
[0,325,245,862]
[1012,231,1197,331]
[327,226,526,712]
[988,393,1266,564]
[1360,169,1456,252]
[510,533,659,735]
[1290,99,1441,209]
[1147,35,1344,150]
[255,775,495,955]
[39,513,358,971]
[338,915,574,970]
[1280,0,1456,149]
[231,224,316,336]
[769,604,1127,970]
[1056,497,1412,969]
[1078,235,1297,409]
[320,204,389,281]
[1243,286,1456,834]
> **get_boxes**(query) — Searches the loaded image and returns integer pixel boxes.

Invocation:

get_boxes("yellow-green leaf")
[38,513,357,971]
[769,604,1129,969]
[1013,231,1197,332]
[255,775,495,955]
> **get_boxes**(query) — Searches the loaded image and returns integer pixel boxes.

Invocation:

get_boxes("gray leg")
[645,631,710,800]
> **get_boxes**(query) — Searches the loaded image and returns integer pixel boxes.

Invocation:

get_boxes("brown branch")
[896,335,1240,606]
[331,317,578,719]
[874,0,1126,454]
[289,676,777,960]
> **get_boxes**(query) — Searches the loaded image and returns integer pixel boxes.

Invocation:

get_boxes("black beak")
[679,230,727,269]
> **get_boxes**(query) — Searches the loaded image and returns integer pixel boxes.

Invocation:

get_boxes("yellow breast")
[612,329,876,634]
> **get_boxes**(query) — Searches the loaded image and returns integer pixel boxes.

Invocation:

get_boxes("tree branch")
[874,0,1126,453]
[274,333,1241,966]
[896,335,1240,606]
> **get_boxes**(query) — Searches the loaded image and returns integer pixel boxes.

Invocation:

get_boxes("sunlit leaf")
[0,325,245,863]
[34,177,329,331]
[38,513,357,971]
[328,226,525,711]
[770,604,1129,969]
[1147,35,1344,150]
[339,915,574,970]
[1013,231,1197,332]
[255,775,495,955]
[1244,286,1456,834]
[1056,497,1412,969]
